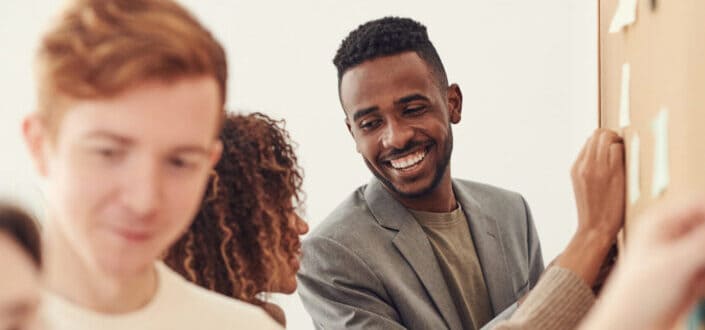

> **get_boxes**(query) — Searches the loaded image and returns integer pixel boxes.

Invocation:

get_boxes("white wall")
[0,1,597,329]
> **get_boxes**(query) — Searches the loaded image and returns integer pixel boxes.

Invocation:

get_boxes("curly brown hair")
[164,112,304,305]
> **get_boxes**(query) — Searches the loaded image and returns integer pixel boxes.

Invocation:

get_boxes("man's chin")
[380,178,437,199]
[365,159,441,199]
[390,185,435,199]
[378,166,449,200]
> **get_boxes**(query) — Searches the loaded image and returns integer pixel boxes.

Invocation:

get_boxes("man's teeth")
[390,150,426,169]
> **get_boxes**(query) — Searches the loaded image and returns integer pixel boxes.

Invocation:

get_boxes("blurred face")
[27,77,222,277]
[272,209,308,294]
[340,52,461,198]
[0,233,40,330]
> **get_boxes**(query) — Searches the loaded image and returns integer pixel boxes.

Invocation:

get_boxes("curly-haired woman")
[165,112,308,326]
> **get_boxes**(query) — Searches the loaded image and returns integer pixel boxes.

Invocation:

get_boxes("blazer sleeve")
[481,195,545,329]
[523,195,545,289]
[297,235,407,330]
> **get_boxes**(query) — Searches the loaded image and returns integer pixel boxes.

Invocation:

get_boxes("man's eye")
[170,158,187,168]
[404,106,426,115]
[360,119,381,130]
[99,149,114,157]
[169,157,197,170]
[95,148,122,159]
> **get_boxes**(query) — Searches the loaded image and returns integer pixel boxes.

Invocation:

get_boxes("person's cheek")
[165,170,208,240]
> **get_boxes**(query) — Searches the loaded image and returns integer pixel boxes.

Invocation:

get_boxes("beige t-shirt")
[410,206,493,330]
[40,262,281,330]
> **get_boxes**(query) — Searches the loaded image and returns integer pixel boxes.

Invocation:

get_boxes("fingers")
[663,197,705,240]
[674,223,705,267]
[666,224,705,321]
[573,129,623,177]
[637,196,705,242]
[597,129,623,165]
[584,129,623,163]
[608,142,625,172]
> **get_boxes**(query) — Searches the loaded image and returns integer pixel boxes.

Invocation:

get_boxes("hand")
[571,129,625,238]
[553,130,624,286]
[580,196,705,330]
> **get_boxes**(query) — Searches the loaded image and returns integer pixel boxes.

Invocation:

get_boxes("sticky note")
[619,63,631,128]
[651,108,669,197]
[609,0,638,33]
[628,133,640,204]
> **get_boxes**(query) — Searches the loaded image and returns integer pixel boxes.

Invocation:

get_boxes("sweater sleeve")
[491,267,595,330]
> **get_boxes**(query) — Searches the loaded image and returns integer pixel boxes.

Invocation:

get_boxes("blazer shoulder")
[455,179,526,209]
[454,178,534,238]
[306,185,384,245]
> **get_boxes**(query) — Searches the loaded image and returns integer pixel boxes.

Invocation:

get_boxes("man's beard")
[364,129,453,199]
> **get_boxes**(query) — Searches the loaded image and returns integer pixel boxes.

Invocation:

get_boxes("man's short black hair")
[333,16,448,89]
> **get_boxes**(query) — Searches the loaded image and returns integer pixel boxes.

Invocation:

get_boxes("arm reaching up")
[492,129,626,330]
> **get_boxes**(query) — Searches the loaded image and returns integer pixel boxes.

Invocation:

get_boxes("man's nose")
[121,159,162,217]
[381,119,414,150]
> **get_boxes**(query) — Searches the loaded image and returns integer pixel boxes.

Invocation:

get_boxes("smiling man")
[297,17,543,330]
[22,0,280,329]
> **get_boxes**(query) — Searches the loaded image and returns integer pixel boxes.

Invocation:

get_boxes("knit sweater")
[493,266,596,330]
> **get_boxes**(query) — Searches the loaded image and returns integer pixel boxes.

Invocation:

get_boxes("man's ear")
[22,114,50,177]
[447,83,463,124]
[209,139,223,167]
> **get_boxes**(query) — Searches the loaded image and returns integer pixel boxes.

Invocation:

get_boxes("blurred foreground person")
[23,0,279,329]
[580,196,705,330]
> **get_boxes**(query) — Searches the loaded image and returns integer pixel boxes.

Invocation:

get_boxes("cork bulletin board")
[599,0,705,230]
[599,1,705,328]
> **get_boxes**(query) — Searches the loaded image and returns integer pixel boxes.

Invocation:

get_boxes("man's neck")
[395,173,457,213]
[43,219,158,314]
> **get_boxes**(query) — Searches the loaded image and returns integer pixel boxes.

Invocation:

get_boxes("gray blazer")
[297,178,544,330]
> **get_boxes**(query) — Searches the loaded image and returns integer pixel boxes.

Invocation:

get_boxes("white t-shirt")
[40,262,282,330]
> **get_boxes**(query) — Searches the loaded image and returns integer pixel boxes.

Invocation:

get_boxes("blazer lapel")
[452,181,514,314]
[365,179,463,330]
